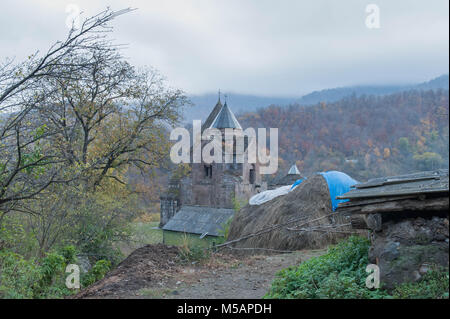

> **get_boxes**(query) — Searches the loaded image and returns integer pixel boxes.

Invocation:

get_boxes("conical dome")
[202,98,223,132]
[209,102,242,130]
[287,164,301,175]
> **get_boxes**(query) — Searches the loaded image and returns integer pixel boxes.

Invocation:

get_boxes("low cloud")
[1,0,448,96]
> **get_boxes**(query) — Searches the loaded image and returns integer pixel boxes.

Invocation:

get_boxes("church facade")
[160,96,266,244]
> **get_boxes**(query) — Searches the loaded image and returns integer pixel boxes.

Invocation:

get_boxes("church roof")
[287,164,301,175]
[202,99,223,132]
[162,205,235,237]
[209,102,242,130]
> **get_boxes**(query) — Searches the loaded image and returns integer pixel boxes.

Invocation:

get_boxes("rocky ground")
[73,244,326,299]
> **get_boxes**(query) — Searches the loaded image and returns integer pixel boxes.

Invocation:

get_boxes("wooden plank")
[358,197,449,214]
[337,181,448,199]
[338,195,417,208]
[354,169,448,189]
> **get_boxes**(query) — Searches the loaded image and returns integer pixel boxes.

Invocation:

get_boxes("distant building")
[268,164,303,189]
[345,158,359,164]
[287,164,301,175]
[160,95,266,246]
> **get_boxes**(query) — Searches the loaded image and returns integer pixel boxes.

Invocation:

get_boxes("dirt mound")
[228,175,351,251]
[73,244,180,298]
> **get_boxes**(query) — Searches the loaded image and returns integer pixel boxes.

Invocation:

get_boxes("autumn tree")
[1,8,188,258]
[0,8,134,221]
[36,50,186,189]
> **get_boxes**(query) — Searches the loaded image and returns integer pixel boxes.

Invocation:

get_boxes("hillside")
[238,89,449,181]
[184,93,297,124]
[184,75,449,124]
[297,74,449,105]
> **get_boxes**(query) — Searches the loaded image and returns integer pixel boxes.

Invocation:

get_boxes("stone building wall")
[368,213,449,290]
[159,196,178,227]
[179,176,193,206]
[160,127,267,224]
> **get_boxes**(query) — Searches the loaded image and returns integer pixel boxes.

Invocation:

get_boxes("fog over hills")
[184,74,449,124]
[297,74,449,106]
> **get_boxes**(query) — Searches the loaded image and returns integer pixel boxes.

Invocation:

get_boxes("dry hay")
[227,175,352,251]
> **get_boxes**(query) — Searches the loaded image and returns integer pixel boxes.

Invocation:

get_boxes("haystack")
[227,175,352,251]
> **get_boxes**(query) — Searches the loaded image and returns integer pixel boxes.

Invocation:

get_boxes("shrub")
[177,235,211,264]
[0,250,41,299]
[265,236,449,299]
[265,236,389,299]
[218,217,233,240]
[39,252,66,287]
[232,196,248,212]
[393,268,449,299]
[81,259,111,287]
[58,245,78,264]
[0,246,113,298]
[36,250,77,298]
[0,247,79,299]
[178,246,210,264]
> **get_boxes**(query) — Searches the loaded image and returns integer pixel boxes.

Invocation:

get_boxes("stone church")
[160,96,266,244]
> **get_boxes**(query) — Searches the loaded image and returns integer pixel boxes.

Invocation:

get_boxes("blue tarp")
[291,171,358,211]
[290,178,306,190]
[319,171,358,211]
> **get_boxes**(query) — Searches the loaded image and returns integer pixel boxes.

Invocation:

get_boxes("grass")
[117,221,163,256]
[132,221,163,245]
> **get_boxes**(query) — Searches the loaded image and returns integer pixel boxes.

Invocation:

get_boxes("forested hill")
[297,74,449,105]
[184,74,448,124]
[238,89,449,181]
[184,94,296,124]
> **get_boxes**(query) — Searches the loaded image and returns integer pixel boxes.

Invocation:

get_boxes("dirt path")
[135,249,326,299]
[74,244,327,299]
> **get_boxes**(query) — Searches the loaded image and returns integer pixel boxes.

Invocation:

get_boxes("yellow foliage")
[373,147,381,157]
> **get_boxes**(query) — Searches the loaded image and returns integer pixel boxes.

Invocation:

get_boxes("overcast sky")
[1,0,449,96]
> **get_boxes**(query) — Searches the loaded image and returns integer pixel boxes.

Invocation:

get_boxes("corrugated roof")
[162,206,235,237]
[209,102,242,130]
[337,169,449,200]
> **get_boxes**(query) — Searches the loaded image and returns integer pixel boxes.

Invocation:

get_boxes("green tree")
[413,152,443,171]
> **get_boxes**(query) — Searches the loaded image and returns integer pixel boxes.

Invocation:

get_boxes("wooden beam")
[338,195,417,209]
[346,197,449,214]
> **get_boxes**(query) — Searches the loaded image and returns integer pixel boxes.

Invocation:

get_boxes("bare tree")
[0,8,133,220]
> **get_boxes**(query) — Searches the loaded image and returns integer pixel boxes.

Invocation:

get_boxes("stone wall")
[188,159,261,208]
[159,196,178,227]
[369,214,449,290]
[161,137,265,221]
